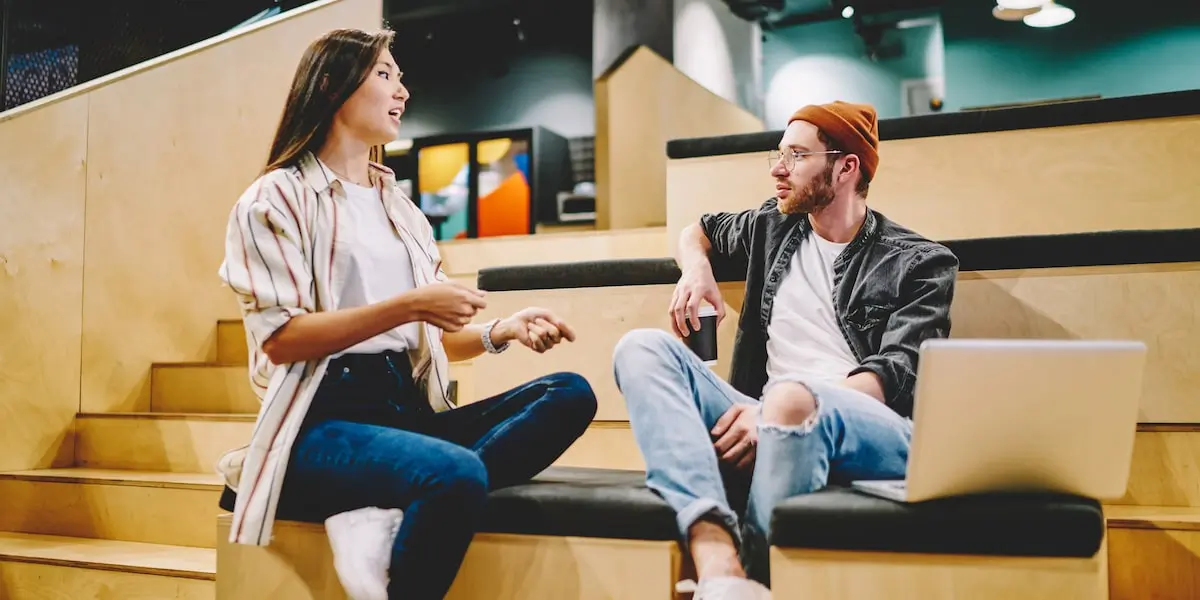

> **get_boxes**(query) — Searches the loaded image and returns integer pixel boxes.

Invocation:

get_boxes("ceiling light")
[997,0,1046,8]
[1023,2,1075,27]
[993,5,1040,21]
[842,5,855,18]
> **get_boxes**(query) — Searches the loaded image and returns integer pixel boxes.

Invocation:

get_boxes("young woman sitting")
[215,27,598,600]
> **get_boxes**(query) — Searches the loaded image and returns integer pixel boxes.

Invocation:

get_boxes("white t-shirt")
[764,231,860,389]
[335,179,421,355]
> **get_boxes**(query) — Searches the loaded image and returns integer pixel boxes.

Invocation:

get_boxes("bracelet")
[482,318,510,354]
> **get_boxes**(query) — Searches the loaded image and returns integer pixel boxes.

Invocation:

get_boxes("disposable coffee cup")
[684,305,718,367]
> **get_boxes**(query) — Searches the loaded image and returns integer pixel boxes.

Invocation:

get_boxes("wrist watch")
[482,318,510,354]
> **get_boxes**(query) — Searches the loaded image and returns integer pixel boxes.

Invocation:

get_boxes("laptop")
[851,338,1147,503]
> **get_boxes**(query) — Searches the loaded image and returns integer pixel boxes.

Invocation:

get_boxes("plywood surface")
[1118,428,1200,507]
[667,115,1200,251]
[0,531,215,579]
[0,561,215,600]
[77,0,383,413]
[0,96,87,471]
[770,546,1107,600]
[437,227,667,278]
[467,283,744,421]
[1107,527,1200,600]
[597,47,763,230]
[217,514,676,600]
[953,264,1200,423]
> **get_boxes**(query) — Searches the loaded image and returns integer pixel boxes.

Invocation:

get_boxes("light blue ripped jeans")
[612,328,913,585]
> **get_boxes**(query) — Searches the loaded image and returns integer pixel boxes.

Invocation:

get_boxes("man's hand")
[669,266,726,338]
[711,404,758,471]
[494,307,577,354]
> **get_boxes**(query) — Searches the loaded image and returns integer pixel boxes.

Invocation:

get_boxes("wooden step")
[469,283,743,422]
[437,226,667,277]
[157,352,476,413]
[0,469,222,548]
[77,412,642,475]
[1105,505,1200,600]
[76,412,254,473]
[1118,424,1200,507]
[216,514,676,600]
[151,363,259,414]
[216,319,247,365]
[0,531,214,599]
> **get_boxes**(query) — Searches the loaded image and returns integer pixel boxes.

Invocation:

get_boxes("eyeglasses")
[768,149,843,171]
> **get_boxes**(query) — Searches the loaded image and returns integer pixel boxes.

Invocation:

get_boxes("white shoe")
[324,507,404,600]
[692,576,772,600]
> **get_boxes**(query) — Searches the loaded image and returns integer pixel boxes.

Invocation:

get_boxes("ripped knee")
[761,381,819,428]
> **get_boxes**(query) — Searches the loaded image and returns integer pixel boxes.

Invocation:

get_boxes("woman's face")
[334,48,409,146]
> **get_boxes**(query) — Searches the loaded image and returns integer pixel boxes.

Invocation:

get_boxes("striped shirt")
[216,151,454,546]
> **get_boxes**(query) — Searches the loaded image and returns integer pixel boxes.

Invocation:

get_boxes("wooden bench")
[215,467,682,599]
[769,487,1108,599]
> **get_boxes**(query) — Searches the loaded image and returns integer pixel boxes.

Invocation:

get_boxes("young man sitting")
[612,101,959,599]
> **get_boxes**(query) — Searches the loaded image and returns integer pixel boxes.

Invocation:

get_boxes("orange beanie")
[788,101,880,180]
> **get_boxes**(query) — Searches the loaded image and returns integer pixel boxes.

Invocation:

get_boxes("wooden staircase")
[2,305,1197,596]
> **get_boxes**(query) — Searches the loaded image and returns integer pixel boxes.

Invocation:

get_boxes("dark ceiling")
[763,0,942,28]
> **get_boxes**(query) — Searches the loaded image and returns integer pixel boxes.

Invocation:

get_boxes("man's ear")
[841,154,860,182]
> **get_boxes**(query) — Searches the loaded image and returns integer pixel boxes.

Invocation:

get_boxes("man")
[612,101,959,598]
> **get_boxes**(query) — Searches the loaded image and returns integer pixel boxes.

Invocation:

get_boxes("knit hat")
[788,101,880,180]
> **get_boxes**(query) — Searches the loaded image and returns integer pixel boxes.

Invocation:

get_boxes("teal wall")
[941,1,1200,111]
[761,14,943,125]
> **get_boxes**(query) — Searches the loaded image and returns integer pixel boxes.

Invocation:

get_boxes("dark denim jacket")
[699,198,959,418]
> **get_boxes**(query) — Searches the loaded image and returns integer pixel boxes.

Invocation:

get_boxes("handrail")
[0,0,344,124]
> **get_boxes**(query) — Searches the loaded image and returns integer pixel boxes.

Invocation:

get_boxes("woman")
[215,28,598,600]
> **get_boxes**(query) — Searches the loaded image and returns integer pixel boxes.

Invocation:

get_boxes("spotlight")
[1023,1,1075,27]
[842,5,855,18]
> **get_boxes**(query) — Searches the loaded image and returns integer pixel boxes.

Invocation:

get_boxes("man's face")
[770,120,840,215]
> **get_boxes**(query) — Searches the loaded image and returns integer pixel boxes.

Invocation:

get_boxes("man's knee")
[613,328,678,374]
[761,382,818,426]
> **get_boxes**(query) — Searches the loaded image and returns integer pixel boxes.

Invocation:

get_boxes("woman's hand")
[494,307,576,354]
[409,282,488,332]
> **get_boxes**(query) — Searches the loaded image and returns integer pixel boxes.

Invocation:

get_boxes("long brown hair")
[263,28,396,173]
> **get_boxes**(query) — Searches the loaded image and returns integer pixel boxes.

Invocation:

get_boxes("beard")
[779,159,837,215]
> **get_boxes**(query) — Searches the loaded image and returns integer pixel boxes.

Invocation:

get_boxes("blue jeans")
[612,329,912,584]
[274,351,598,599]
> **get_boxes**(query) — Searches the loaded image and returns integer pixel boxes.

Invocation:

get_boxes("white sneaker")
[692,576,772,600]
[324,507,404,600]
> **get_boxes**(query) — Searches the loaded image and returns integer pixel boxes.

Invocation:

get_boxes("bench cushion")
[479,467,676,541]
[475,229,1200,292]
[219,466,677,542]
[770,486,1105,558]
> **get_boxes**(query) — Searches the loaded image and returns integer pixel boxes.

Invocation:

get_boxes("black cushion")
[476,229,1200,292]
[477,467,677,541]
[218,466,677,542]
[665,88,1200,160]
[769,486,1105,558]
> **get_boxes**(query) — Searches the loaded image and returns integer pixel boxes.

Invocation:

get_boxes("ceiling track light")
[1023,1,1076,27]
[992,0,1075,27]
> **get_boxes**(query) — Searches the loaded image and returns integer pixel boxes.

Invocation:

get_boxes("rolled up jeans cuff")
[676,497,742,547]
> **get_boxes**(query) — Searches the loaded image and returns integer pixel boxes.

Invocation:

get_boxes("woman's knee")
[542,372,598,423]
